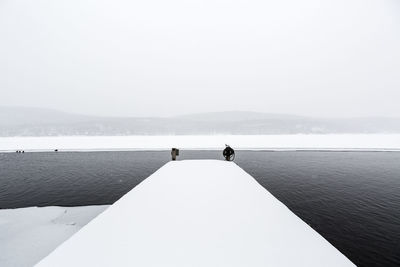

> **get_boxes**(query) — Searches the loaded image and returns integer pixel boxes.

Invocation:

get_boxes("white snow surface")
[0,205,108,267]
[37,160,354,267]
[1,134,400,152]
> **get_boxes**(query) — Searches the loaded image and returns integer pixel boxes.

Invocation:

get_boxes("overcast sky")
[1,0,399,117]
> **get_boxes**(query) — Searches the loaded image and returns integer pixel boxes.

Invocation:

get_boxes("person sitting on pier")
[223,144,235,161]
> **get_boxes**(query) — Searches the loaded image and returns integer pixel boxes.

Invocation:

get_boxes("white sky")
[1,0,399,117]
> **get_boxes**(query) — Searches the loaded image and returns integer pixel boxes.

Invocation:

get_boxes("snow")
[0,134,400,152]
[37,160,354,267]
[0,205,108,267]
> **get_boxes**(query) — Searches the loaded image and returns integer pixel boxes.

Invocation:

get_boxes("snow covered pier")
[37,160,354,266]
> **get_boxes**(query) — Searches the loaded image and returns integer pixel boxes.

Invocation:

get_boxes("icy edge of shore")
[1,134,400,152]
[0,205,109,267]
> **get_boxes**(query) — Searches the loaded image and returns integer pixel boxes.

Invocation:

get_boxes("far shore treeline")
[1,107,400,136]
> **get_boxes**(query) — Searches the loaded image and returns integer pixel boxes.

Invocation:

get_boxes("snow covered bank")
[0,205,108,267]
[1,134,400,152]
[38,160,354,266]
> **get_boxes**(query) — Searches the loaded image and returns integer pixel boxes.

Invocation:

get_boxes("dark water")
[1,151,399,266]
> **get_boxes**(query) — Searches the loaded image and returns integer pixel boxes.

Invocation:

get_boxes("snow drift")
[0,206,108,267]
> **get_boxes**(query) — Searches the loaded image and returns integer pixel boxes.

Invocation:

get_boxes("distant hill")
[1,107,400,136]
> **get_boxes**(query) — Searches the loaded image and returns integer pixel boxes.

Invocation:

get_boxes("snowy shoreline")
[0,205,108,267]
[1,134,400,152]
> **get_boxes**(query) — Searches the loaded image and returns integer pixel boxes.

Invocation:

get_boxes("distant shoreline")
[1,134,400,152]
[2,148,400,153]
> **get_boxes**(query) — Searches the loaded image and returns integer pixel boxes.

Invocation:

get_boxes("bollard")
[171,148,179,161]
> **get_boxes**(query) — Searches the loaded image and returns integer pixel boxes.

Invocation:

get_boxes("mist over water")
[1,150,399,266]
[1,107,400,136]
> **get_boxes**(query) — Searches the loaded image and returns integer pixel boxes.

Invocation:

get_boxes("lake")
[0,151,399,266]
